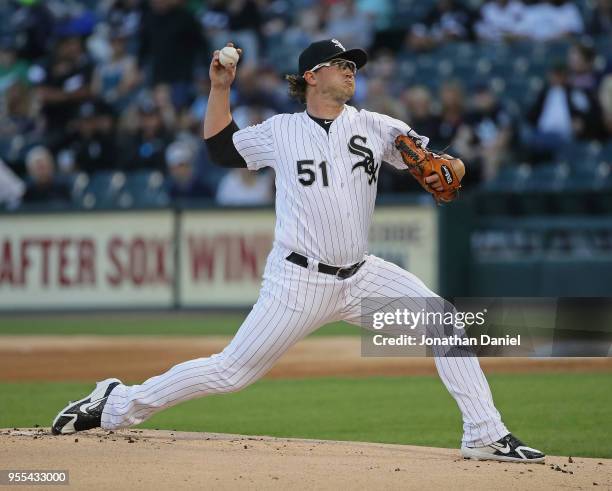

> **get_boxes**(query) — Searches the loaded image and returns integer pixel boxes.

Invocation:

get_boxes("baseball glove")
[395,132,462,204]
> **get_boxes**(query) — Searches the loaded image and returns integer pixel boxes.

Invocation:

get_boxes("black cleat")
[51,378,121,435]
[461,433,545,463]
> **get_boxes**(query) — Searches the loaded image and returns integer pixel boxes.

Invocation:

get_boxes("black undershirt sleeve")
[204,119,247,168]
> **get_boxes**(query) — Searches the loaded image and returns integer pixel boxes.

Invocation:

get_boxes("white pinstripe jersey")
[233,104,429,266]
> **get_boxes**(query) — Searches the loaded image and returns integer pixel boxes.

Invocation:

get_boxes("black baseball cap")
[298,39,368,76]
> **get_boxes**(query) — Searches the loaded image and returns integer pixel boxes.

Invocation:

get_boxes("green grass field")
[1,373,610,458]
[0,314,356,336]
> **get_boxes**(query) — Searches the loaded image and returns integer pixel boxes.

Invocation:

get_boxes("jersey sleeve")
[232,117,276,171]
[377,113,431,170]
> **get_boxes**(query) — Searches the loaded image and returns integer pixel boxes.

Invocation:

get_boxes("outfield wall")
[0,211,175,309]
[0,204,438,310]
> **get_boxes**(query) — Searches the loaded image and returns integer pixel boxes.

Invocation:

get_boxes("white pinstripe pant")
[101,247,508,447]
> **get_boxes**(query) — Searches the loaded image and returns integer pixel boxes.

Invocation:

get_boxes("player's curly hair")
[286,74,308,104]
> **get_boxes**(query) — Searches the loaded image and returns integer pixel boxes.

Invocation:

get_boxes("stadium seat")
[600,142,612,164]
[122,170,169,208]
[414,55,437,70]
[77,171,126,209]
[62,172,89,204]
[567,162,610,190]
[540,260,612,295]
[477,164,533,215]
[555,163,603,214]
[393,0,433,26]
[593,190,612,214]
[512,57,530,76]
[483,164,532,193]
[452,64,478,81]
[593,34,612,55]
[398,60,417,79]
[434,42,476,62]
[490,62,521,80]
[125,169,163,190]
[514,163,568,214]
[470,259,541,296]
[476,43,512,64]
[524,163,569,192]
[539,40,571,60]
[558,141,603,167]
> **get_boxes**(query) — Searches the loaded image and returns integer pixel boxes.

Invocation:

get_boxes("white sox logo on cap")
[331,39,345,50]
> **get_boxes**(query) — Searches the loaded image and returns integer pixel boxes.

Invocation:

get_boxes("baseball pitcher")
[52,39,544,463]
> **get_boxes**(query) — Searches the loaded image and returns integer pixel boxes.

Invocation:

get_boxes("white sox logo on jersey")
[348,135,377,185]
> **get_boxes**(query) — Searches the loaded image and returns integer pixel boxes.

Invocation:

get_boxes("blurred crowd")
[0,0,611,209]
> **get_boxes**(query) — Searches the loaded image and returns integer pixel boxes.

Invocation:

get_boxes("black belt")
[286,252,365,280]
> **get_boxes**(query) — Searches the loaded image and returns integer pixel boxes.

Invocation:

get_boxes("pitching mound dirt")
[1,429,610,490]
[1,336,611,381]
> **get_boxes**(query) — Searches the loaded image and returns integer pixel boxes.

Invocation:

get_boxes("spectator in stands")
[599,74,612,137]
[190,142,227,197]
[4,0,607,201]
[150,83,179,132]
[256,65,296,114]
[29,34,94,149]
[525,63,604,160]
[363,77,406,120]
[62,101,119,174]
[232,65,279,112]
[0,37,29,96]
[165,140,213,200]
[21,146,70,204]
[105,0,144,41]
[515,0,584,42]
[357,0,393,32]
[213,78,275,206]
[326,0,374,52]
[408,0,476,52]
[280,5,327,60]
[434,80,466,149]
[92,26,141,111]
[588,0,612,35]
[178,70,231,192]
[139,0,205,109]
[0,158,25,208]
[118,97,172,172]
[378,85,434,193]
[362,50,404,101]
[216,168,274,207]
[181,70,209,132]
[258,0,291,49]
[10,0,55,62]
[401,85,439,138]
[567,41,601,93]
[224,0,263,61]
[453,84,515,182]
[0,82,40,169]
[230,65,293,115]
[200,0,262,65]
[477,0,583,42]
[475,0,526,41]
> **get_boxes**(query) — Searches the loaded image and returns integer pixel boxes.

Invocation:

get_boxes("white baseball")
[219,46,239,67]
